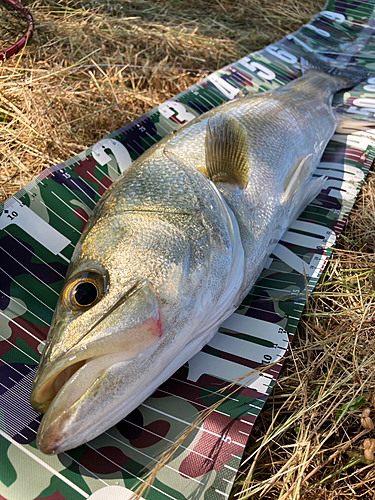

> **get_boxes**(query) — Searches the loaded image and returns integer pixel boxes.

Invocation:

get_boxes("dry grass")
[0,0,321,202]
[230,172,375,500]
[3,0,375,498]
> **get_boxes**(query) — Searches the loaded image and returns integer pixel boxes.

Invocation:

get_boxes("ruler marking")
[201,87,225,106]
[144,131,159,144]
[0,247,59,296]
[86,172,108,197]
[66,178,97,207]
[103,433,205,485]
[0,431,90,498]
[93,164,120,183]
[0,267,54,312]
[131,138,144,153]
[0,418,26,440]
[50,190,88,215]
[239,419,253,426]
[120,418,214,462]
[0,357,35,377]
[45,197,84,235]
[248,284,301,294]
[3,229,66,279]
[0,311,46,345]
[256,274,304,286]
[52,180,94,214]
[156,388,230,416]
[169,376,239,402]
[0,385,40,429]
[87,441,179,500]
[0,290,50,327]
[214,489,228,498]
[153,121,170,135]
[198,93,221,108]
[141,404,245,448]
[223,478,234,484]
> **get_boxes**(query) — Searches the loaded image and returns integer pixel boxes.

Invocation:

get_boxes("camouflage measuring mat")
[1,0,375,498]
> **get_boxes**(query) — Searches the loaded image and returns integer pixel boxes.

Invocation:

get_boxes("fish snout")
[30,281,161,416]
[37,425,63,455]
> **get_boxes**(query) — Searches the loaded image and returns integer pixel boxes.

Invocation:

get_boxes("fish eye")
[61,269,107,311]
[73,281,98,307]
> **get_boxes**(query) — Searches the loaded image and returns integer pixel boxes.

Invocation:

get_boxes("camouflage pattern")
[1,0,375,498]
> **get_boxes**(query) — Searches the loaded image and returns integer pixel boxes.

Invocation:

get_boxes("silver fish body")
[31,68,355,454]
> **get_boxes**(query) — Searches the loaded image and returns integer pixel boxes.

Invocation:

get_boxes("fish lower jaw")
[75,315,238,450]
[31,358,90,414]
[32,346,146,415]
[40,328,221,455]
[49,360,87,409]
[37,429,64,455]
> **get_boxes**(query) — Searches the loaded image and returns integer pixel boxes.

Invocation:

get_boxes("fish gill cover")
[1,0,375,498]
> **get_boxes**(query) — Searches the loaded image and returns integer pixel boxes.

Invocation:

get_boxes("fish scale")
[1,1,375,498]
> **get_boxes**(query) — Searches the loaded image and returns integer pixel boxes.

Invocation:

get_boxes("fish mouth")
[33,349,139,455]
[31,349,123,414]
[39,359,86,412]
[31,309,161,415]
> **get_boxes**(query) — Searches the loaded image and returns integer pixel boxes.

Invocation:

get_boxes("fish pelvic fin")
[283,154,313,202]
[286,174,327,225]
[205,113,250,189]
[282,153,326,223]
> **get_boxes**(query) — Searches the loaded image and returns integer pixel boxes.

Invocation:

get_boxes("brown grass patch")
[0,0,322,202]
[230,170,375,499]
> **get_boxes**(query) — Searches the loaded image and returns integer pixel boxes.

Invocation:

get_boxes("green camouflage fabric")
[1,0,375,498]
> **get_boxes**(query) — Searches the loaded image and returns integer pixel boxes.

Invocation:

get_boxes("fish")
[30,60,365,454]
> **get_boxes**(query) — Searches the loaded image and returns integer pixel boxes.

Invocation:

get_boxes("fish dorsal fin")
[205,113,250,189]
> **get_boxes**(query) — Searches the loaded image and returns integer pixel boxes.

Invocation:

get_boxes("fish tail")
[300,56,369,90]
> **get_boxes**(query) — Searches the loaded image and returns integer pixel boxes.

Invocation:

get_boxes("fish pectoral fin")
[205,113,250,189]
[283,154,326,222]
[282,154,313,203]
